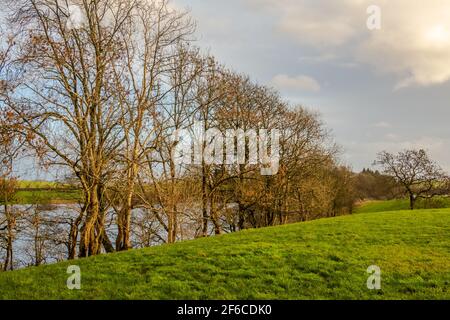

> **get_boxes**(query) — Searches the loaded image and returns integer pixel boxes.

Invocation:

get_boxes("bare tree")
[137,45,203,243]
[111,2,194,249]
[7,0,137,257]
[0,23,25,271]
[375,149,449,210]
[7,0,195,256]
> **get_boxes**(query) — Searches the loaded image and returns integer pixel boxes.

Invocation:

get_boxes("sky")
[173,0,450,172]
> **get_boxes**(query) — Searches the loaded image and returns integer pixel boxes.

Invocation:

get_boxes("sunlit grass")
[0,180,82,205]
[354,197,450,214]
[12,190,81,205]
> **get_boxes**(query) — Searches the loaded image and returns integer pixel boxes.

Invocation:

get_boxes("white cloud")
[357,1,450,89]
[298,54,337,63]
[271,74,321,92]
[247,0,450,88]
[247,0,365,47]
[344,135,450,172]
[385,137,445,166]
[384,133,399,141]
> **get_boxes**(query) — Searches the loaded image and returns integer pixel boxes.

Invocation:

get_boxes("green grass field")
[0,209,449,300]
[0,180,81,205]
[12,189,81,205]
[354,197,450,214]
[16,181,63,189]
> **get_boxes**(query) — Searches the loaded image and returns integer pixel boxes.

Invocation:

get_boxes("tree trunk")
[79,186,101,257]
[116,204,132,251]
[116,159,138,251]
[167,210,177,244]
[101,228,115,253]
[409,194,416,210]
[3,204,14,271]
[68,210,84,260]
[201,164,209,237]
[210,198,221,235]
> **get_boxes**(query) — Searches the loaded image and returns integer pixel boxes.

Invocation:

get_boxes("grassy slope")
[354,198,450,214]
[0,209,449,300]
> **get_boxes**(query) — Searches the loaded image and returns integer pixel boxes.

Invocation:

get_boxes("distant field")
[354,197,450,214]
[1,180,81,205]
[12,189,81,205]
[0,209,449,299]
[16,180,65,189]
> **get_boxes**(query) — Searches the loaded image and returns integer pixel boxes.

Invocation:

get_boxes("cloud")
[357,1,450,89]
[246,0,450,88]
[246,0,364,47]
[298,54,337,63]
[271,74,321,92]
[344,135,450,172]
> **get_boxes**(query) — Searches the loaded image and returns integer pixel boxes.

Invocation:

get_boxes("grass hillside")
[0,209,449,300]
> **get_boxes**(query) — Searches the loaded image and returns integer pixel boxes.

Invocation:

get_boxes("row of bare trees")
[0,0,355,268]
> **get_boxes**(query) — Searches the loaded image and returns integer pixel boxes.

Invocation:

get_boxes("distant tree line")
[353,168,399,200]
